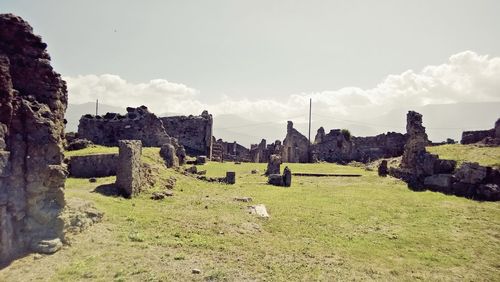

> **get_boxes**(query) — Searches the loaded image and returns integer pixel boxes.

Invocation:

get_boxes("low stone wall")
[68,154,119,178]
[461,129,494,144]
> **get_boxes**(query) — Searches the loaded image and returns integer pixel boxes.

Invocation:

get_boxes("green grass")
[427,144,500,167]
[1,146,499,281]
[64,145,118,157]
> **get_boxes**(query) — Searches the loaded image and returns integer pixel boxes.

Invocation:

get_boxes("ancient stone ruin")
[268,166,292,187]
[0,14,68,263]
[212,138,251,162]
[115,140,143,198]
[159,138,186,168]
[282,121,311,163]
[68,153,118,178]
[265,154,282,175]
[161,111,213,157]
[461,118,500,145]
[311,127,406,164]
[389,111,499,201]
[78,106,171,147]
[250,139,282,163]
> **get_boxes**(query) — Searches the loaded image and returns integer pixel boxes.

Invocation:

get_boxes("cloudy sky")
[3,0,500,143]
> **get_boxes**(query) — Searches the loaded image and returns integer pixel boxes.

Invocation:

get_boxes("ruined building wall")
[214,138,251,162]
[250,139,282,163]
[0,14,67,262]
[78,106,171,147]
[161,111,213,157]
[311,127,406,163]
[282,121,310,163]
[461,118,500,145]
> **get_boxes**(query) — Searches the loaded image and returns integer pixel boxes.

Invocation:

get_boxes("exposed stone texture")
[389,111,498,201]
[159,138,186,168]
[265,154,281,176]
[196,155,207,165]
[311,127,406,164]
[65,138,93,151]
[282,121,310,163]
[283,166,292,187]
[250,139,282,163]
[161,111,213,157]
[267,174,283,186]
[453,162,487,184]
[160,144,178,168]
[378,160,388,177]
[460,118,500,145]
[78,106,171,147]
[226,171,236,184]
[0,14,67,263]
[424,174,453,192]
[68,154,118,178]
[115,140,142,198]
[214,138,251,162]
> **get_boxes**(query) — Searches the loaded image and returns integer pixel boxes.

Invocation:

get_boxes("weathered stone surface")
[78,106,170,147]
[424,174,453,192]
[476,184,500,201]
[115,140,142,198]
[265,154,281,176]
[247,204,269,218]
[226,171,236,184]
[160,144,178,168]
[62,198,103,235]
[454,162,487,184]
[268,174,283,186]
[31,238,62,254]
[434,159,457,174]
[311,127,406,164]
[460,118,500,145]
[378,160,388,177]
[0,14,67,263]
[282,121,310,163]
[282,166,292,187]
[68,154,118,178]
[65,138,93,151]
[161,110,213,157]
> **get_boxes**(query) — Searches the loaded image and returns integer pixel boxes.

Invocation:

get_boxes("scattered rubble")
[247,204,270,218]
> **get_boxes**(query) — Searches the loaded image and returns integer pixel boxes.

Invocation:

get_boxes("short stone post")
[226,171,236,184]
[116,140,142,198]
[265,154,281,175]
[282,166,292,187]
[378,160,388,177]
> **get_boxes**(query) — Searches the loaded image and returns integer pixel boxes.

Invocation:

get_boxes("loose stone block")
[226,171,236,184]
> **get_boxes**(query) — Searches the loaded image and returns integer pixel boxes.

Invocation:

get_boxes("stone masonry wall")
[0,14,67,263]
[161,110,213,157]
[78,106,170,147]
[282,121,310,163]
[68,154,118,178]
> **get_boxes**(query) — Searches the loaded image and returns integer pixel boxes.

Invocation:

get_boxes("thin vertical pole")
[96,99,99,115]
[308,98,312,143]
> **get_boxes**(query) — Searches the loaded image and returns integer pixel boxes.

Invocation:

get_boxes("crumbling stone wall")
[461,118,500,145]
[161,110,213,157]
[282,121,310,163]
[213,138,251,162]
[0,14,67,262]
[68,154,118,178]
[311,127,406,163]
[78,106,171,147]
[250,139,282,163]
[115,140,142,198]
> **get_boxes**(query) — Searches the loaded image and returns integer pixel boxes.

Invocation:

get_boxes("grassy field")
[427,144,500,167]
[1,145,499,281]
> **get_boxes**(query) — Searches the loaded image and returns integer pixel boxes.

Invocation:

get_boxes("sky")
[2,0,500,143]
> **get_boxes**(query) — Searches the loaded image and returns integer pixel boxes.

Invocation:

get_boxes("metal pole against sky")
[308,98,312,142]
[96,99,98,116]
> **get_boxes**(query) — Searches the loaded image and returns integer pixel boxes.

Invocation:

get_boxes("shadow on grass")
[93,183,123,197]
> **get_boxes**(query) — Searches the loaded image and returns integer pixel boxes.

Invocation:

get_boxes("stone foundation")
[68,154,118,178]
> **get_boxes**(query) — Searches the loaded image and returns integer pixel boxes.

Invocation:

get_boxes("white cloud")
[65,50,500,127]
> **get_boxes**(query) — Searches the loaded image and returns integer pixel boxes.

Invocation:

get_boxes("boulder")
[424,174,453,192]
[477,184,500,201]
[454,162,488,184]
[283,166,292,187]
[160,143,179,168]
[268,174,283,186]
